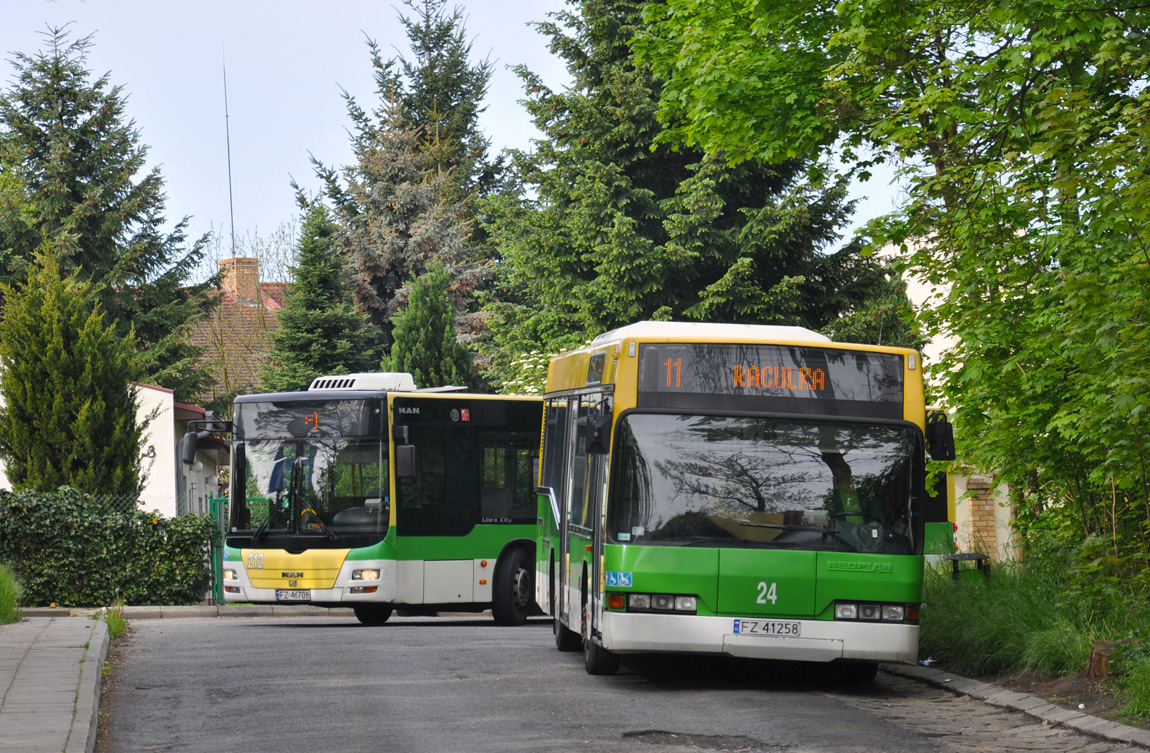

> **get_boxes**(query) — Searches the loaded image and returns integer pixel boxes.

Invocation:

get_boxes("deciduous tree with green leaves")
[639,0,1150,576]
[382,262,473,388]
[0,28,214,401]
[261,205,377,392]
[0,249,144,495]
[479,0,918,392]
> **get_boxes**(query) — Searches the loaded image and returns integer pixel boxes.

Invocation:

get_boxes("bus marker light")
[607,594,625,609]
[480,579,488,585]
[907,606,920,621]
[481,560,488,567]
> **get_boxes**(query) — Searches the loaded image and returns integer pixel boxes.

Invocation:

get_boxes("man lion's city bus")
[212,373,543,625]
[535,322,956,677]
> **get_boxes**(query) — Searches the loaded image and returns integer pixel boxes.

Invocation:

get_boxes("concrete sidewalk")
[2,606,1149,753]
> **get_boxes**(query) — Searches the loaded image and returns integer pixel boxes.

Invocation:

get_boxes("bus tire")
[553,566,581,651]
[554,613,581,652]
[353,606,393,625]
[838,661,878,683]
[492,547,533,626]
[584,636,620,675]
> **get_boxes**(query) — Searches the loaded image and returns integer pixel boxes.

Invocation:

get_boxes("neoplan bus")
[534,322,956,677]
[206,373,542,625]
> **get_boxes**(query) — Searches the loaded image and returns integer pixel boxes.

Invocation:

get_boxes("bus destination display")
[638,344,903,405]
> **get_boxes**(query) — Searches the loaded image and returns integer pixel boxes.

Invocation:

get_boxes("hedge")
[0,487,217,606]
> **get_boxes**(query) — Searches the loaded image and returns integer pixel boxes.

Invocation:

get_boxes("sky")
[2,0,902,282]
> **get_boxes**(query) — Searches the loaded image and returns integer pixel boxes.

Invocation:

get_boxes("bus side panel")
[813,553,924,617]
[536,491,560,613]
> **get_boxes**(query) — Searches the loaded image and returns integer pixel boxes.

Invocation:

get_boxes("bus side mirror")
[586,415,611,455]
[396,444,416,478]
[926,414,956,461]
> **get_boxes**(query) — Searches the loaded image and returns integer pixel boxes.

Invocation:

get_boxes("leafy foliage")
[479,0,919,392]
[0,488,216,606]
[0,250,144,495]
[383,262,473,388]
[0,562,21,623]
[0,28,214,400]
[641,0,1150,577]
[261,205,377,392]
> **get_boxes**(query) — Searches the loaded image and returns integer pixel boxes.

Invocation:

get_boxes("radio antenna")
[223,51,236,255]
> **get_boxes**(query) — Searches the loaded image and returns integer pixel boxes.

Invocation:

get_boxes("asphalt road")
[97,615,1133,753]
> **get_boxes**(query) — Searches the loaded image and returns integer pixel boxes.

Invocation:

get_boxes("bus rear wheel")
[493,547,534,626]
[353,606,393,625]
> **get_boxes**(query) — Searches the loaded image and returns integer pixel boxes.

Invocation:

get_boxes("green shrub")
[0,487,217,606]
[0,562,22,623]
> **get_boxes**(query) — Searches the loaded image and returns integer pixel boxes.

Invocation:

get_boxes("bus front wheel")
[492,547,534,626]
[353,605,393,626]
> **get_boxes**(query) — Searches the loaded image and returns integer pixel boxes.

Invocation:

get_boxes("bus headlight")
[224,569,238,581]
[352,569,380,581]
[834,601,913,622]
[624,593,697,614]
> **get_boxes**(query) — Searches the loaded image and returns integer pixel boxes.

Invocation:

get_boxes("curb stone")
[883,663,1150,750]
[68,618,109,753]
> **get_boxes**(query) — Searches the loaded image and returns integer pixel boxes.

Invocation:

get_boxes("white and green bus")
[215,373,543,625]
[535,322,956,677]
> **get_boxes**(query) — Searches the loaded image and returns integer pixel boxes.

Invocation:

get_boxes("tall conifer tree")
[479,0,919,390]
[383,262,473,388]
[261,206,377,392]
[0,249,144,495]
[0,28,214,400]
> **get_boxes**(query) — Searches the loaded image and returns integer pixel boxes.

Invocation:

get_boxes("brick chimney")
[220,257,260,304]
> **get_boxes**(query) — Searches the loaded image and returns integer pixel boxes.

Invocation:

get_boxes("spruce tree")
[383,262,472,388]
[479,0,919,390]
[0,28,214,400]
[0,248,144,495]
[390,0,500,199]
[261,206,377,392]
[314,58,484,355]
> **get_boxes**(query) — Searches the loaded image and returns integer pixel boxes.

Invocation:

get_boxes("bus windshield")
[230,437,389,543]
[607,414,919,555]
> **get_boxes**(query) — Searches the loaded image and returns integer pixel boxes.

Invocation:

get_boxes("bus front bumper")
[601,612,919,664]
[221,559,397,605]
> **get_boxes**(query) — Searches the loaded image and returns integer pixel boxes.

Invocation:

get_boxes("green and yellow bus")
[535,322,955,677]
[215,373,542,625]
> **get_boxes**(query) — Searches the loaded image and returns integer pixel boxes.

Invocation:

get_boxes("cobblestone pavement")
[826,671,1146,753]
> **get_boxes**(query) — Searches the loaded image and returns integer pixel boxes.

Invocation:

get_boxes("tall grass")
[0,563,22,624]
[920,558,1150,720]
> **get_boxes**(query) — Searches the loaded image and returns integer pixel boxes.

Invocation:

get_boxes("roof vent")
[308,372,418,392]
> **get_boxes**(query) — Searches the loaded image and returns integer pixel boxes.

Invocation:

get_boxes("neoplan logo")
[826,562,893,574]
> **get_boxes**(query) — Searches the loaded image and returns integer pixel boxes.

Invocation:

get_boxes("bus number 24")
[756,581,777,604]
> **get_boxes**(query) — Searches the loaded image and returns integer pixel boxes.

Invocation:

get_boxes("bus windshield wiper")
[252,498,286,544]
[739,522,861,553]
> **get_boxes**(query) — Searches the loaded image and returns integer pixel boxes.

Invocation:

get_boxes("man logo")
[283,571,303,578]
